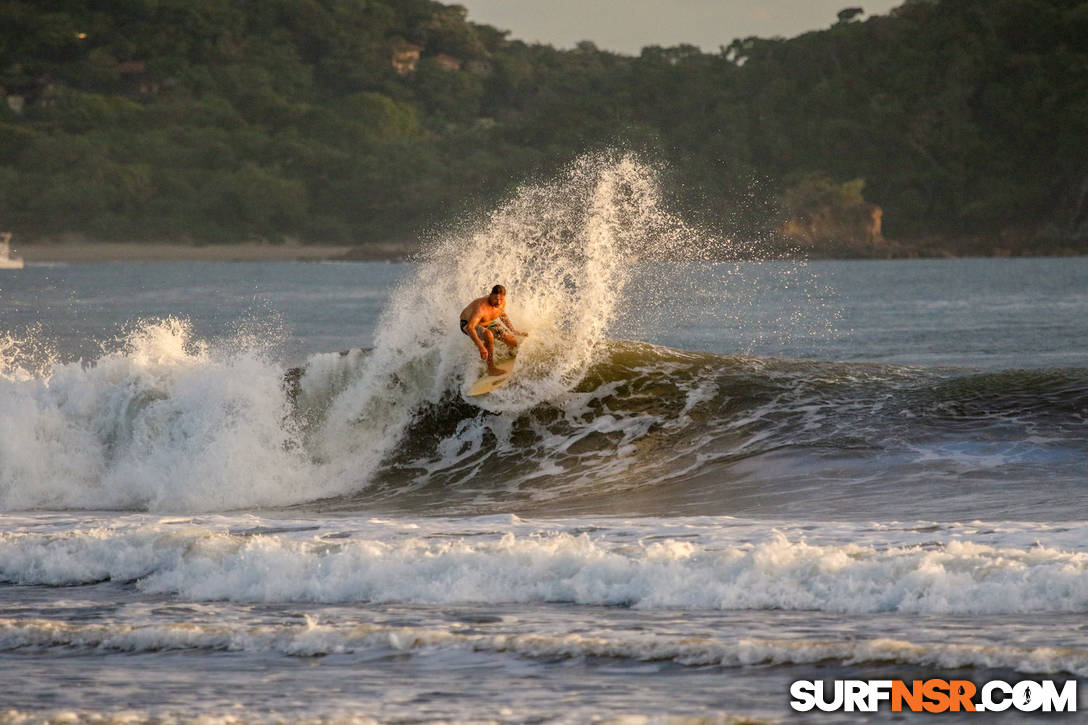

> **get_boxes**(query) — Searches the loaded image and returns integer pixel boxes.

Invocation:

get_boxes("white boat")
[0,232,23,269]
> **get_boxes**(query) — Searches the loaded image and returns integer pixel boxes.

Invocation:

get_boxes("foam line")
[2,526,1087,615]
[1,618,1084,675]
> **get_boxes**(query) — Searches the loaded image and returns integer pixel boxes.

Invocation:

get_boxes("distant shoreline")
[12,240,1086,264]
[17,241,416,263]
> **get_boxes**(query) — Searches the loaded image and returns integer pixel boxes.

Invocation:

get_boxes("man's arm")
[466,312,489,357]
[500,313,527,336]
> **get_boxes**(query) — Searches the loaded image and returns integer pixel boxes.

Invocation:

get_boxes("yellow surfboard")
[467,357,516,396]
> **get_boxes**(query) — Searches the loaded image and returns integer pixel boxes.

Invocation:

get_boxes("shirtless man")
[460,284,527,375]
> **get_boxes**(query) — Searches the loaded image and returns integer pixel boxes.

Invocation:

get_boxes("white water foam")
[3,521,1087,615]
[0,319,335,510]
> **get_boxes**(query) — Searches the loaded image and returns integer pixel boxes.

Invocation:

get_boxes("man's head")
[489,284,506,305]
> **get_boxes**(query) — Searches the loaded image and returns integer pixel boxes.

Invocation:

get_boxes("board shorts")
[460,318,509,339]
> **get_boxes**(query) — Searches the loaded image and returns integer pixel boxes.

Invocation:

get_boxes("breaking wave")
[1,321,1084,515]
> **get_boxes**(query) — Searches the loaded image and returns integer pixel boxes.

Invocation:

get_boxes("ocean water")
[1,158,1087,723]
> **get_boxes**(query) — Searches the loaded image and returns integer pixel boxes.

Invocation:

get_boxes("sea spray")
[303,155,708,490]
[0,325,56,383]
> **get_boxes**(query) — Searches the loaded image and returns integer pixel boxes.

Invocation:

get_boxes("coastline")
[16,241,416,264]
[11,240,1086,264]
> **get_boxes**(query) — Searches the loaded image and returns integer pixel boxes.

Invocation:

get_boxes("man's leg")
[482,329,502,375]
[498,331,519,350]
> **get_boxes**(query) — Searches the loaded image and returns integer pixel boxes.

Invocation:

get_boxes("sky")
[456,0,904,55]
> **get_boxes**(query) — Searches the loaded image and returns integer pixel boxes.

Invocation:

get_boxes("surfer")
[460,284,527,376]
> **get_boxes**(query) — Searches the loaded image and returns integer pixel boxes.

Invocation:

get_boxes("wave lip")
[3,524,1088,615]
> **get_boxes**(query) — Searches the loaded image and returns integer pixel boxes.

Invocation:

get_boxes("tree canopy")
[0,0,1084,255]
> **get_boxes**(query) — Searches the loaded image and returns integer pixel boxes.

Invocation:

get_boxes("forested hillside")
[1,0,1085,255]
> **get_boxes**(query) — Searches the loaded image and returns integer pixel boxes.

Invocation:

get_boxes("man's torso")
[460,296,504,325]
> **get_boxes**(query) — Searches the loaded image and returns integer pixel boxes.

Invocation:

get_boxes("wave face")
[357,344,1088,516]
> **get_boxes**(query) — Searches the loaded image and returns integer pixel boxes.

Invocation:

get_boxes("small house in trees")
[391,43,423,75]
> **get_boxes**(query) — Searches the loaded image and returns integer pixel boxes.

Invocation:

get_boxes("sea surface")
[1,163,1087,723]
